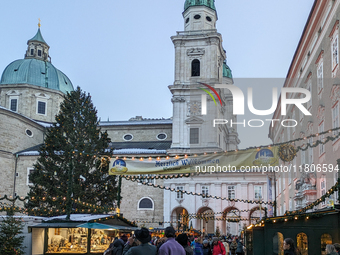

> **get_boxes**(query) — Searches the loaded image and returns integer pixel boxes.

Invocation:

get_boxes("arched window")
[192,59,200,76]
[273,232,284,255]
[138,197,154,210]
[297,232,308,255]
[321,234,332,255]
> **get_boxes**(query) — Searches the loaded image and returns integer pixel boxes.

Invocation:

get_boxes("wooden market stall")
[29,214,137,255]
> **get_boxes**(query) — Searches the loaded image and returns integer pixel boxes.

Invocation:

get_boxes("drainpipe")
[13,153,19,205]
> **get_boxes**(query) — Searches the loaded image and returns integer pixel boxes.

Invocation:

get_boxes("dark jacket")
[284,250,296,255]
[124,243,157,255]
[109,239,125,255]
[236,242,244,253]
[202,244,212,255]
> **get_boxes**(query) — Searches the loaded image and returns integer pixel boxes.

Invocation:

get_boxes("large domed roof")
[0,27,74,94]
[0,58,73,94]
[184,0,216,12]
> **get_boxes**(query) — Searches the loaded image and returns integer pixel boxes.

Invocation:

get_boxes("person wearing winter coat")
[124,228,157,255]
[176,233,194,255]
[108,235,127,255]
[158,226,186,255]
[202,240,212,255]
[235,240,244,255]
[194,237,204,255]
[212,237,226,255]
[283,238,299,255]
[326,245,339,255]
[229,239,237,255]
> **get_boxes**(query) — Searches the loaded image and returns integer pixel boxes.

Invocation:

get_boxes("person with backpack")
[211,237,226,255]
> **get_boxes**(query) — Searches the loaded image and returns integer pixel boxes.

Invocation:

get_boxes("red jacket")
[212,241,226,255]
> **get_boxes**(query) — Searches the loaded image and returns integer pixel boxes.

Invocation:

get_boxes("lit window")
[37,101,46,115]
[202,186,209,196]
[176,186,184,199]
[190,128,199,144]
[228,186,235,199]
[10,98,17,112]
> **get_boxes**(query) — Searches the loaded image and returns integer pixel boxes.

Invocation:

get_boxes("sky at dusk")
[0,0,315,148]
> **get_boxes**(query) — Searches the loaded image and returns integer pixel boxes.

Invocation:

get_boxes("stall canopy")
[77,222,138,230]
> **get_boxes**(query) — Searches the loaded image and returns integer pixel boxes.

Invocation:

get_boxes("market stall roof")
[28,214,137,229]
[77,222,138,230]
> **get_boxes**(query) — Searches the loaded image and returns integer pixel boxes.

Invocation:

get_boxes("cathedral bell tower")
[168,0,239,155]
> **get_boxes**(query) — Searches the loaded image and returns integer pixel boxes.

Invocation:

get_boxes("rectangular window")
[301,149,305,166]
[27,168,35,185]
[30,49,34,55]
[228,186,235,199]
[38,49,42,57]
[176,186,184,199]
[254,186,262,199]
[319,122,325,155]
[10,98,17,112]
[307,79,312,109]
[332,35,339,71]
[309,138,313,164]
[317,62,323,94]
[289,200,292,211]
[37,101,46,115]
[332,103,339,137]
[321,177,326,206]
[190,128,199,144]
[201,186,209,196]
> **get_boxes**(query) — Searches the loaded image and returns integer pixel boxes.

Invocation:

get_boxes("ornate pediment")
[317,105,325,122]
[330,84,340,104]
[187,48,205,56]
[185,116,204,124]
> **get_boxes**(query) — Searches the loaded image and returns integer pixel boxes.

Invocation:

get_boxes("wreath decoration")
[278,143,297,162]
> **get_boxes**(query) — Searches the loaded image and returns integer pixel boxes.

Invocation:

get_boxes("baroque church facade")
[0,0,272,236]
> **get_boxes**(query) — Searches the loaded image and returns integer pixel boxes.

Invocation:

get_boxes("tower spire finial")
[38,18,41,28]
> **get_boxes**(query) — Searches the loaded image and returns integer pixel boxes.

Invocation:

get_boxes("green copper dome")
[0,59,74,94]
[184,0,216,11]
[0,27,74,94]
[223,61,233,79]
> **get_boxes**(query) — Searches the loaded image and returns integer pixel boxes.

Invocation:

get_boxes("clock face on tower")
[188,101,201,115]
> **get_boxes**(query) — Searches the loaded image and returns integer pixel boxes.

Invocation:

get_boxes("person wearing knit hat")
[211,236,226,255]
[123,228,156,255]
[202,239,212,255]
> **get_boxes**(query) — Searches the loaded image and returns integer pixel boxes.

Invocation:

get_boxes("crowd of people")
[104,227,245,255]
[104,228,340,255]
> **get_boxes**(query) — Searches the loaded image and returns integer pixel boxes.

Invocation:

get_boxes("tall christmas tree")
[26,87,116,218]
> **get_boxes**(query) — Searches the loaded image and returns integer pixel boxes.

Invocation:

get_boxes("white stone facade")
[269,0,340,215]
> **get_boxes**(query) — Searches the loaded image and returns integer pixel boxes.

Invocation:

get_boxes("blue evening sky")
[0,0,314,148]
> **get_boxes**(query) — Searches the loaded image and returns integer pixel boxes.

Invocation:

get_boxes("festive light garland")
[123,176,272,205]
